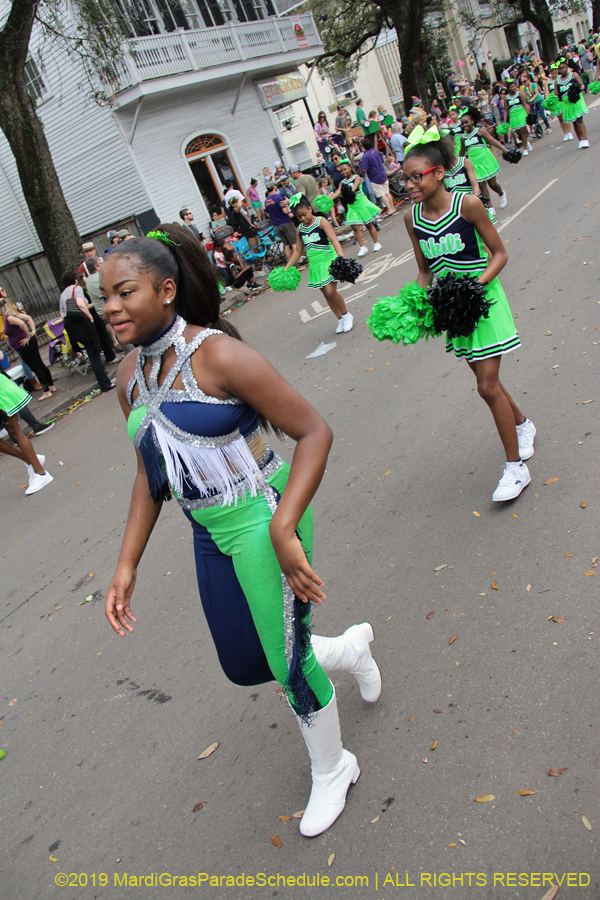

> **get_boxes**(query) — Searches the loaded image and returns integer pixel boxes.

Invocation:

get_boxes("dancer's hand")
[106,564,138,635]
[271,531,326,605]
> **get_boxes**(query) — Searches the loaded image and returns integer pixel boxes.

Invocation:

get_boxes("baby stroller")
[526,109,544,141]
[44,318,90,376]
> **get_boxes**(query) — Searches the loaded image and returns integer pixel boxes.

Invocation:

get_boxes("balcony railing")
[115,14,322,92]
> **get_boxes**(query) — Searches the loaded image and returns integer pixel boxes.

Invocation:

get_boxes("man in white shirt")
[223,180,244,207]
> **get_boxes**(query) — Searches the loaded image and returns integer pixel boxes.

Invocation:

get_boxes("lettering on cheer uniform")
[419,233,466,259]
[445,172,468,189]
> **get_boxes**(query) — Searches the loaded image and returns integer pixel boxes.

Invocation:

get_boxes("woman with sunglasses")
[460,107,507,211]
[314,112,333,161]
[400,134,535,502]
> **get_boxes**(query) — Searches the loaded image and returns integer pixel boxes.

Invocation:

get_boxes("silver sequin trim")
[262,483,296,668]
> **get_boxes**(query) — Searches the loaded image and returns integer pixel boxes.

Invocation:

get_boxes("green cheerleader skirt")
[467,144,500,182]
[446,277,521,361]
[345,190,381,225]
[307,246,339,289]
[560,94,588,123]
[509,106,527,129]
[0,373,31,417]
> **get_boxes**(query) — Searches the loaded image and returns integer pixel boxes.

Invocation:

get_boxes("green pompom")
[268,267,301,292]
[367,280,440,346]
[313,195,334,213]
[496,122,509,135]
[542,95,562,114]
[589,81,600,95]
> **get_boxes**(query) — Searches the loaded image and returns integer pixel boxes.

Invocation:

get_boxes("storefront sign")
[255,71,307,110]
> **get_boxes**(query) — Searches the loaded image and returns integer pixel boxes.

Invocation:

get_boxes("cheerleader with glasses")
[503,79,531,154]
[460,107,508,211]
[400,130,536,501]
[554,58,589,148]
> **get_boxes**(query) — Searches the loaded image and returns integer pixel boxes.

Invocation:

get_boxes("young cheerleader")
[102,225,380,838]
[447,106,464,154]
[546,62,574,142]
[503,79,531,154]
[443,136,498,224]
[330,158,382,258]
[285,194,353,333]
[401,135,536,501]
[0,371,54,494]
[554,58,589,148]
[460,107,508,209]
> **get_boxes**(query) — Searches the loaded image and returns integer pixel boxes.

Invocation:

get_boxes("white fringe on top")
[153,423,265,506]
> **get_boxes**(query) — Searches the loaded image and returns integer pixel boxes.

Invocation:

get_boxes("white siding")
[0,25,151,268]
[120,78,283,233]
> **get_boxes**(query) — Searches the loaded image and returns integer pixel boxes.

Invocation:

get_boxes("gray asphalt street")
[1,112,599,900]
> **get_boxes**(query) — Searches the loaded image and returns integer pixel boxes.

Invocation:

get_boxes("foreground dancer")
[554,58,589,148]
[102,226,380,837]
[402,137,535,501]
[285,194,353,334]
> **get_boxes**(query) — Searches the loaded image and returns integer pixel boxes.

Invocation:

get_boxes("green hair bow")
[407,124,441,147]
[338,157,351,165]
[288,193,303,208]
[147,230,179,247]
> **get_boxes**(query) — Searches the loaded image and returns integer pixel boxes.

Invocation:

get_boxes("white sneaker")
[546,127,552,134]
[488,206,497,219]
[563,132,574,141]
[372,242,382,251]
[522,149,528,156]
[341,312,354,333]
[492,462,531,502]
[579,139,590,149]
[499,191,507,208]
[516,418,536,460]
[25,470,54,495]
[26,454,45,478]
[335,317,345,334]
[357,246,369,258]
[527,142,532,151]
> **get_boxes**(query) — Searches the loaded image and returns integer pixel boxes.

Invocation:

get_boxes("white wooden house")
[0,0,322,308]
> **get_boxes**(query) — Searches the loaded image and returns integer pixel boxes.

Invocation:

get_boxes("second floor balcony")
[113,13,323,105]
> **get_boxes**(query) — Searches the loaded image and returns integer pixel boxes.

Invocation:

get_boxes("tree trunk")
[592,0,600,33]
[0,0,82,285]
[519,0,558,62]
[378,0,430,114]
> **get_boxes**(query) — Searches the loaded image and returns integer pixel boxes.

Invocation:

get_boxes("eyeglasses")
[405,165,439,184]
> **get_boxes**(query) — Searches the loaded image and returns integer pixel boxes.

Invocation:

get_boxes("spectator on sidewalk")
[355,98,367,133]
[246,179,265,221]
[81,261,121,363]
[59,272,114,393]
[179,208,203,239]
[264,181,296,262]
[290,165,319,210]
[78,241,98,275]
[228,197,260,248]
[359,136,395,215]
[390,122,408,163]
[104,231,120,255]
[1,298,55,400]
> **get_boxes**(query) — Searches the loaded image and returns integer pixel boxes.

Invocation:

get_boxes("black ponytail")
[462,106,482,125]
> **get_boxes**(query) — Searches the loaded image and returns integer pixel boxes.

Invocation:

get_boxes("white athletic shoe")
[546,127,552,134]
[522,149,529,156]
[516,418,536,461]
[578,139,590,149]
[341,312,354,333]
[25,470,54,495]
[357,246,369,258]
[499,191,507,209]
[492,462,531,502]
[563,132,573,142]
[527,142,532,151]
[488,206,497,219]
[335,317,345,334]
[372,242,382,251]
[26,454,45,478]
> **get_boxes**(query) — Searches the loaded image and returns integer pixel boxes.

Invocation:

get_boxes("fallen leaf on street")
[584,570,595,576]
[433,709,442,714]
[564,553,575,557]
[459,839,466,845]
[431,740,438,750]
[371,815,380,823]
[328,853,335,866]
[434,564,447,572]
[473,511,480,516]
[548,767,567,776]
[543,477,559,485]
[448,842,457,847]
[580,501,586,508]
[422,757,428,763]
[475,795,495,802]
[279,815,291,822]
[385,469,391,476]
[408,716,414,721]
[517,790,536,796]
[364,368,373,371]
[490,581,498,590]
[449,635,458,644]
[527,584,531,591]
[425,611,435,619]
[551,616,566,623]
[49,856,57,862]
[271,835,282,848]
[582,815,592,831]
[192,802,207,812]
[292,810,305,818]
[197,742,219,760]
[540,887,560,900]
[513,729,520,733]
[513,513,518,518]
[478,592,486,596]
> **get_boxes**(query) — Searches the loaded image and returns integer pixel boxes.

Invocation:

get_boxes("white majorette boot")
[312,623,381,702]
[296,687,360,837]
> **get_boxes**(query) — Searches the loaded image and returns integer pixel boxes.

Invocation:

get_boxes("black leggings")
[81,340,112,392]
[16,336,54,391]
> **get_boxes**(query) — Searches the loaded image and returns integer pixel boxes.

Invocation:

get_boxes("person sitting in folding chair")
[228,197,260,249]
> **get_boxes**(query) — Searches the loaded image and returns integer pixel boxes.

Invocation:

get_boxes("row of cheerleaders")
[3,96,572,836]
